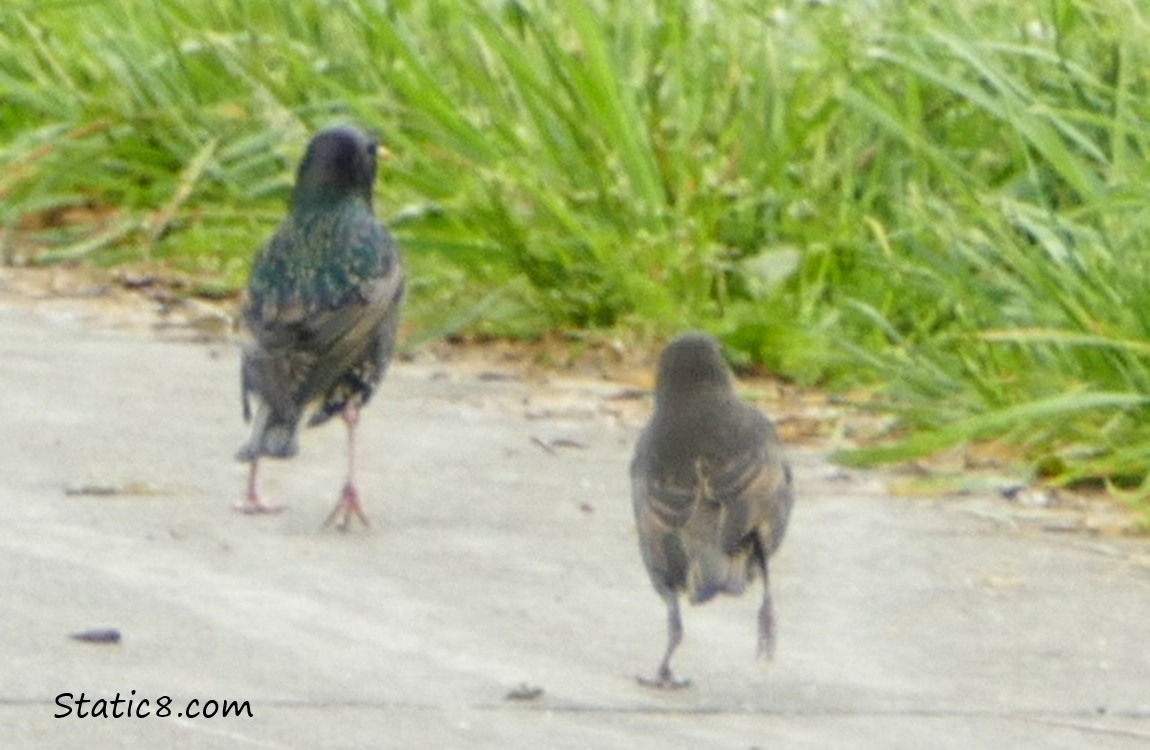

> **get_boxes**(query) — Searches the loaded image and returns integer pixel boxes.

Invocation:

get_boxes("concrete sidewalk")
[1,302,1148,748]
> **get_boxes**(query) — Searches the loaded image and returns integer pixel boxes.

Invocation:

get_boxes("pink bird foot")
[235,460,284,515]
[323,481,370,531]
[233,493,286,515]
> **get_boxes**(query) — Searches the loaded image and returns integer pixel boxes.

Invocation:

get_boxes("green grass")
[5,0,1150,511]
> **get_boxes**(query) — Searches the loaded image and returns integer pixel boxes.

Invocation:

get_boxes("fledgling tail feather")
[686,544,753,605]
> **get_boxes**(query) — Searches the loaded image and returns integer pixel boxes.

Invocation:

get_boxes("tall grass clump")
[1,0,882,358]
[824,0,1150,495]
[6,0,1150,502]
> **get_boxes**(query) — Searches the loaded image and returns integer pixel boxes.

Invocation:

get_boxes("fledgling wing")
[711,408,794,558]
[631,401,794,602]
[630,426,700,595]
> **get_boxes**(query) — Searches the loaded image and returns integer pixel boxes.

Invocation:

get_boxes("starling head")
[654,332,733,407]
[292,125,380,210]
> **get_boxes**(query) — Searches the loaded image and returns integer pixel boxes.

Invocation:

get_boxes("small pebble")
[70,628,122,644]
[504,683,544,701]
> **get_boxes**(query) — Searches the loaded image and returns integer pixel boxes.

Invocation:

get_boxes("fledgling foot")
[323,481,371,531]
[757,631,776,661]
[636,666,692,690]
[233,496,286,515]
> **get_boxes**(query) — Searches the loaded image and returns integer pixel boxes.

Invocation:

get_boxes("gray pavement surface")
[1,301,1149,748]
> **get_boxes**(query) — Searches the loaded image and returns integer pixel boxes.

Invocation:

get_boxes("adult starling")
[235,125,404,529]
[630,333,794,688]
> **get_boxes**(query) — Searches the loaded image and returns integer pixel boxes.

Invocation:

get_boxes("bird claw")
[322,482,371,531]
[233,498,286,515]
[636,672,692,690]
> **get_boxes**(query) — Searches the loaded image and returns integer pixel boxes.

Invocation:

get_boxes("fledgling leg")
[234,458,285,514]
[638,596,691,689]
[757,556,777,659]
[323,403,370,530]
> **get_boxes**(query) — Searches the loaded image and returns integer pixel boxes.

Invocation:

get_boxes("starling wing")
[632,403,793,606]
[237,204,404,461]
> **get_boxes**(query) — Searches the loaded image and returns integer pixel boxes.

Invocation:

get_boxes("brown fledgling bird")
[630,332,794,688]
[235,125,404,529]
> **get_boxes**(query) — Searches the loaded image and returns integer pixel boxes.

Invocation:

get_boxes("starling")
[235,125,404,529]
[630,333,794,688]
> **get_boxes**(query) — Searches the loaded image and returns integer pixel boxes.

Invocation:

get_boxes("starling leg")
[637,596,691,689]
[323,404,370,530]
[234,458,285,514]
[757,556,777,660]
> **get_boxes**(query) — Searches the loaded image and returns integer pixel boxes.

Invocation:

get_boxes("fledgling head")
[292,125,380,209]
[654,332,734,407]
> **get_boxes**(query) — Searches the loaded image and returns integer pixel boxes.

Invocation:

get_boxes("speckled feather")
[631,333,793,605]
[237,127,404,461]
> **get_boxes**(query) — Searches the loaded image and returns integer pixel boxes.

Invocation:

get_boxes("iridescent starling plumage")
[236,125,404,528]
[630,333,794,687]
